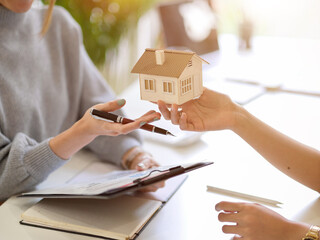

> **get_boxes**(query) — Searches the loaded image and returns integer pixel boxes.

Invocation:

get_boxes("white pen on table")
[207,185,282,207]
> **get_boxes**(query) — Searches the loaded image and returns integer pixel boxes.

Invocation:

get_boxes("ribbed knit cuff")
[24,139,66,182]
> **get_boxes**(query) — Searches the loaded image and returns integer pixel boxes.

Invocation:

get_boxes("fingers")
[135,157,159,171]
[179,112,195,131]
[92,100,160,136]
[97,109,160,135]
[104,121,142,135]
[140,110,157,118]
[129,151,159,170]
[157,101,194,130]
[216,201,246,238]
[133,158,165,193]
[158,100,171,120]
[222,225,241,234]
[99,121,136,135]
[136,110,161,124]
[116,110,160,134]
[95,99,126,112]
[215,201,243,212]
[132,156,165,192]
[171,104,180,124]
[158,100,183,125]
[218,212,240,223]
[179,112,187,129]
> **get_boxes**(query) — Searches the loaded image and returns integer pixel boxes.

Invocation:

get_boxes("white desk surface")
[1,36,320,240]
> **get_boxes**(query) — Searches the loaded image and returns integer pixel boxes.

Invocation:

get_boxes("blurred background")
[39,0,320,94]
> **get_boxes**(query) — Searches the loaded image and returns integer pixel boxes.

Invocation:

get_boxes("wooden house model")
[131,48,209,105]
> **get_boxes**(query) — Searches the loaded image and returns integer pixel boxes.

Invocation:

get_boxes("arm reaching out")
[158,88,320,192]
[158,87,320,239]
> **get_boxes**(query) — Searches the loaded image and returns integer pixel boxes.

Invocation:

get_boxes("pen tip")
[167,132,176,137]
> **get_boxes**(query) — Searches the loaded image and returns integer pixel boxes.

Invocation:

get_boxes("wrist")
[122,147,153,170]
[284,220,311,240]
[122,147,144,169]
[50,121,96,160]
[70,120,97,147]
[302,225,320,240]
[229,104,249,132]
[74,117,98,139]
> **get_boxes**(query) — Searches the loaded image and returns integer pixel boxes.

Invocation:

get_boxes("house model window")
[144,79,155,91]
[181,77,192,95]
[131,48,209,105]
[163,82,173,94]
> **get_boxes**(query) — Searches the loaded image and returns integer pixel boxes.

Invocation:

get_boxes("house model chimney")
[155,50,165,65]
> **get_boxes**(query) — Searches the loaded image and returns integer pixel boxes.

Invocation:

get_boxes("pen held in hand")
[90,109,175,137]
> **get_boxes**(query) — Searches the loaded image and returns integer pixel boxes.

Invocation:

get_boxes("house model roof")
[131,48,209,78]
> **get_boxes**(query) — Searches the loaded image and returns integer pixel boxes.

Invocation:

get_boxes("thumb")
[94,99,126,112]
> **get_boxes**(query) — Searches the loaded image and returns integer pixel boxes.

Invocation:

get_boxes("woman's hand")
[215,201,310,240]
[50,99,160,160]
[122,147,165,192]
[157,88,240,132]
[80,99,161,137]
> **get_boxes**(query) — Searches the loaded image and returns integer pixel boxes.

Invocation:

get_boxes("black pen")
[90,109,175,137]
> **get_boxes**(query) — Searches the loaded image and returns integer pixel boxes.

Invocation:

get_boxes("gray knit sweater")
[0,5,142,200]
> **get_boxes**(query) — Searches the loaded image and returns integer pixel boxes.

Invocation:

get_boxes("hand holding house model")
[131,49,209,105]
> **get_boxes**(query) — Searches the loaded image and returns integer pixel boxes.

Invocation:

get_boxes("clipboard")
[18,161,213,199]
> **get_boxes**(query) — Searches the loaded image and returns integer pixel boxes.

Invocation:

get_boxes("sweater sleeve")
[0,132,65,200]
[77,33,142,167]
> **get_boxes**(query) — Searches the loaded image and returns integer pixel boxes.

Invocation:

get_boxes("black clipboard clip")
[132,166,183,184]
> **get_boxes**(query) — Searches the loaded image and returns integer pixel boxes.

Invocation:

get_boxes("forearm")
[49,121,96,160]
[232,106,320,192]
